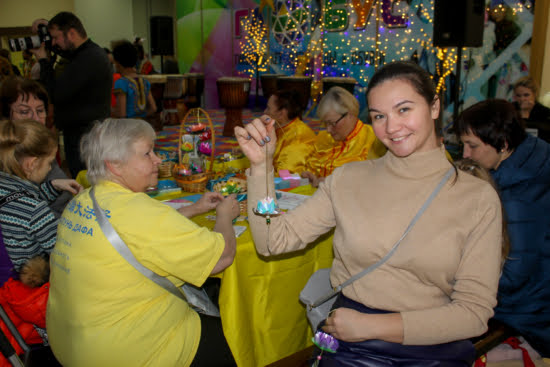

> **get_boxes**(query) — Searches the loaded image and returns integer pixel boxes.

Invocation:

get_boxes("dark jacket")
[491,135,550,357]
[39,39,112,132]
[515,101,550,143]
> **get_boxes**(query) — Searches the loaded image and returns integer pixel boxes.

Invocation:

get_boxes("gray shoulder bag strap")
[90,187,186,300]
[310,166,455,308]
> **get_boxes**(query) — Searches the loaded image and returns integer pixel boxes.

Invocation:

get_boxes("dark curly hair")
[271,89,303,120]
[112,40,138,69]
[454,99,526,152]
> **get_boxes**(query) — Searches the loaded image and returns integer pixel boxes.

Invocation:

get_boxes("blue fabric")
[490,135,550,357]
[113,76,151,118]
[316,295,475,367]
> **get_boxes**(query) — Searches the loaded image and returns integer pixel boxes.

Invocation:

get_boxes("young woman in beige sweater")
[236,61,502,366]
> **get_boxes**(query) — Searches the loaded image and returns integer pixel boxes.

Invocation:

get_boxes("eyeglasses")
[11,107,47,120]
[323,112,348,128]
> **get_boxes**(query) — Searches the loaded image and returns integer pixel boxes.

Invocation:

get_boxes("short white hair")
[317,86,359,120]
[80,118,156,185]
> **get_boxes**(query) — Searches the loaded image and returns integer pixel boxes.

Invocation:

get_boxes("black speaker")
[433,0,484,47]
[150,16,174,56]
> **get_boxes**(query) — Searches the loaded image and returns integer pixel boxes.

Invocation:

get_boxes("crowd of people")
[0,9,548,367]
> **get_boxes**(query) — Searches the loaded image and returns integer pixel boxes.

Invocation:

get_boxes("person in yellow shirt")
[302,86,386,187]
[46,118,240,367]
[264,89,316,174]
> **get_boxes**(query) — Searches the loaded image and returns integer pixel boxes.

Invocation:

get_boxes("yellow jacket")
[273,118,316,174]
[306,120,386,177]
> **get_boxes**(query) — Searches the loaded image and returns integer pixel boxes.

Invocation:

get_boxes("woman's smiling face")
[368,78,440,157]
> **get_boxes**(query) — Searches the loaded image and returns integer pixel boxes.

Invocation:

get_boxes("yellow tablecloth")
[212,156,250,174]
[162,186,334,366]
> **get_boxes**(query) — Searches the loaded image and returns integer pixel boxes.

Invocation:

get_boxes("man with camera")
[31,12,112,178]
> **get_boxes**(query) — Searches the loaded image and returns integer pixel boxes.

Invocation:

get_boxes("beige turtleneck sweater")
[247,146,502,345]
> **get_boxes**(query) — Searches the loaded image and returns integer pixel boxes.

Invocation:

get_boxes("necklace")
[253,143,281,246]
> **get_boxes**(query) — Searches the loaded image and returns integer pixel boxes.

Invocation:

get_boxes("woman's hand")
[322,308,404,344]
[234,115,276,175]
[322,308,370,342]
[193,191,224,214]
[51,179,83,195]
[301,171,324,188]
[216,194,240,222]
[178,191,225,218]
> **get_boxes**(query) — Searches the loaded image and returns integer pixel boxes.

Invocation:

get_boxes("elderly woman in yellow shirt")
[263,89,317,175]
[301,86,386,187]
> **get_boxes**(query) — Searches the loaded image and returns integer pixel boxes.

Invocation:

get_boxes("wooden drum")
[277,75,313,110]
[322,77,357,95]
[260,74,284,101]
[185,73,205,108]
[216,77,251,137]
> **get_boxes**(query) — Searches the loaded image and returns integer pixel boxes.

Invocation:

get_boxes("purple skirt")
[316,295,475,367]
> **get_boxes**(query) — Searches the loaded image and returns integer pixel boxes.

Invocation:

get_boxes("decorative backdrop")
[176,0,535,129]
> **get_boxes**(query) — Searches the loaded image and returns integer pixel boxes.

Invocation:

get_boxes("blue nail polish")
[246,135,252,140]
[264,136,271,142]
[259,140,265,146]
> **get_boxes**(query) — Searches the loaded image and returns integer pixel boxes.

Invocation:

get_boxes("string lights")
[239,11,271,78]
[252,0,528,104]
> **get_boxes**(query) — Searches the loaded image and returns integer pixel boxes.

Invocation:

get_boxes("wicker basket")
[158,161,175,178]
[173,171,211,193]
[173,108,215,192]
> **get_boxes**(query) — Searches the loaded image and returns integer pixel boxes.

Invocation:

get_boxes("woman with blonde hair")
[0,119,81,358]
[512,76,550,142]
[0,119,81,276]
[301,86,386,187]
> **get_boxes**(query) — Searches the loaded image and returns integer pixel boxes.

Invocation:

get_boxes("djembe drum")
[216,77,251,137]
[185,73,205,108]
[162,75,188,125]
[260,74,284,101]
[322,77,357,95]
[277,76,313,111]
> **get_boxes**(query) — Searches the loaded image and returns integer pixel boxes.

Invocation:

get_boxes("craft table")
[160,185,334,367]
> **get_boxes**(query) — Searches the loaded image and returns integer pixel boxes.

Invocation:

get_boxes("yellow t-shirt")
[306,120,386,177]
[273,117,316,174]
[47,181,225,367]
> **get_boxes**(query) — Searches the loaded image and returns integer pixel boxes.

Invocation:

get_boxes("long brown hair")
[0,119,57,179]
[455,158,510,268]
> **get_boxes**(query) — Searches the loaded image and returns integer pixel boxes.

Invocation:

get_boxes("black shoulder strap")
[0,191,31,209]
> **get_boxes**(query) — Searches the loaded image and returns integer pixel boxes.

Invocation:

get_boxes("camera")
[8,24,52,52]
